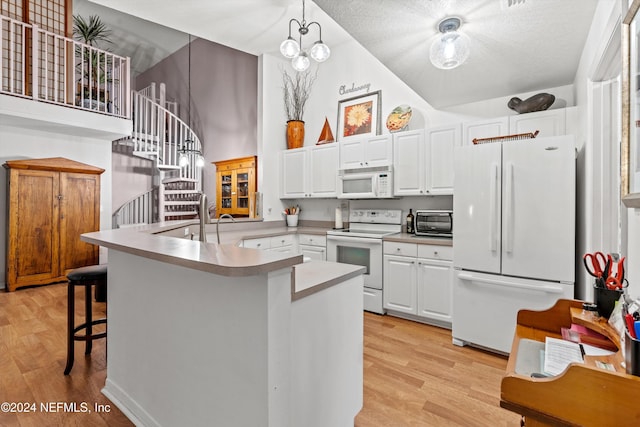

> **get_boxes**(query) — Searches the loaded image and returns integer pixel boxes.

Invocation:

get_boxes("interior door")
[453,142,502,274]
[501,136,575,282]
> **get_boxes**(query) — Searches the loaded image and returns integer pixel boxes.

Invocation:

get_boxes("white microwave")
[337,166,394,199]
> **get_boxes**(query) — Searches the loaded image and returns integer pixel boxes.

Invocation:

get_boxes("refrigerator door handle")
[504,163,514,253]
[489,163,499,252]
[457,273,565,294]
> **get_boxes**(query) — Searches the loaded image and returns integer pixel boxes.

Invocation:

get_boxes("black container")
[625,329,640,376]
[593,284,623,318]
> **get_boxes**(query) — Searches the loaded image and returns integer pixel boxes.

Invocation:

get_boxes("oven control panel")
[349,209,402,224]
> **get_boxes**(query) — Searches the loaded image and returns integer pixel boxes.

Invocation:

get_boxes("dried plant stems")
[282,69,317,122]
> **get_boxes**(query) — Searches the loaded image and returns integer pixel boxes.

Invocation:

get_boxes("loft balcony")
[0,15,131,139]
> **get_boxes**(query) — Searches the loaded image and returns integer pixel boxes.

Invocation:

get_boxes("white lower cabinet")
[383,241,453,327]
[268,234,296,254]
[298,234,326,261]
[242,233,327,259]
[242,234,295,253]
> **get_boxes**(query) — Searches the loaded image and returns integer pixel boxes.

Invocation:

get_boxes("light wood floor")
[0,283,521,426]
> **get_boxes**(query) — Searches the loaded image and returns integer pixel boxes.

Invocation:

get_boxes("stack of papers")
[543,337,584,376]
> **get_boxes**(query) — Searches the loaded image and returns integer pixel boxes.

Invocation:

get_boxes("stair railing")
[131,89,202,186]
[112,186,159,228]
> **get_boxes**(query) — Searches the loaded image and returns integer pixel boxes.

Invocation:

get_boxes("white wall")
[0,96,128,288]
[258,39,462,223]
[0,126,114,288]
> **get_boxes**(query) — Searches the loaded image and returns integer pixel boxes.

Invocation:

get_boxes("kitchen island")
[81,224,365,427]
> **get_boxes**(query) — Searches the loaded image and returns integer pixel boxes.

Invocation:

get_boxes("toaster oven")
[415,210,453,237]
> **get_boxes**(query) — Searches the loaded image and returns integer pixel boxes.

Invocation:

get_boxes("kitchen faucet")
[198,192,210,243]
[216,214,236,244]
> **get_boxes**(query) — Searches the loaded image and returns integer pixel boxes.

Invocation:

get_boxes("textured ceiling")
[84,0,600,109]
[314,0,600,108]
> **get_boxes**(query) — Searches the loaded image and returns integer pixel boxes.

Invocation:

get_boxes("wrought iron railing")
[0,15,130,118]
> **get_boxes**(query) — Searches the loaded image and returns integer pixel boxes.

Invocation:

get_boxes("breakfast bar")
[81,225,365,427]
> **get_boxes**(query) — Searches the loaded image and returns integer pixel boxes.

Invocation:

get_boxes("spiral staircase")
[112,82,204,228]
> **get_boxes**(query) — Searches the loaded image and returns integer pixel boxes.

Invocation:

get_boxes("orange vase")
[286,120,305,149]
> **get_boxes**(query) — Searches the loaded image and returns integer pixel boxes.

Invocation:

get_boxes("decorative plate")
[386,105,412,132]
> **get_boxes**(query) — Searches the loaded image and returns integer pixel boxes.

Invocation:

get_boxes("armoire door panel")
[10,170,60,285]
[59,173,100,272]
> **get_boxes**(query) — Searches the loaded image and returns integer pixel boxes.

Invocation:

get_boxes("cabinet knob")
[434,251,438,255]
[396,247,401,251]
[257,243,261,247]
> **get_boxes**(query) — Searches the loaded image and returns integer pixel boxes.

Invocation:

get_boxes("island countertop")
[82,226,303,277]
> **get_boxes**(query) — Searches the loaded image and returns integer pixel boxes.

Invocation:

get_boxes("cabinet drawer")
[270,234,295,248]
[383,242,418,257]
[417,244,453,261]
[298,234,326,247]
[243,237,271,249]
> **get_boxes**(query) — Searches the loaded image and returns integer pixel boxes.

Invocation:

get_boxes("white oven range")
[326,209,402,314]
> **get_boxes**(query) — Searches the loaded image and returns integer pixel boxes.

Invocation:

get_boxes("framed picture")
[622,0,640,207]
[336,91,382,140]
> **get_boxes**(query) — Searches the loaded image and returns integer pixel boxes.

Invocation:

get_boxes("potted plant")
[73,15,113,104]
[282,68,316,149]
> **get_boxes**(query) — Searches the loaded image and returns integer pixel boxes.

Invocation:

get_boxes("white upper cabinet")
[462,117,509,146]
[508,108,567,137]
[281,148,307,199]
[339,135,392,169]
[393,130,424,196]
[393,126,459,196]
[462,107,574,146]
[308,143,340,197]
[425,124,460,195]
[281,144,339,199]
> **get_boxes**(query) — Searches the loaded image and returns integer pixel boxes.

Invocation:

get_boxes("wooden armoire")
[4,157,104,291]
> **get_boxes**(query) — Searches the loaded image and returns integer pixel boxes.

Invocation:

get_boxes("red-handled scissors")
[605,255,625,290]
[583,252,607,281]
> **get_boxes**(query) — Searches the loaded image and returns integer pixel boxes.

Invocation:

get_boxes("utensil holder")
[286,214,298,227]
[625,328,640,376]
[593,284,623,318]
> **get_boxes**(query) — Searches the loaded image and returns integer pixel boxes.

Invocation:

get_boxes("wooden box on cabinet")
[4,157,104,291]
[213,156,256,218]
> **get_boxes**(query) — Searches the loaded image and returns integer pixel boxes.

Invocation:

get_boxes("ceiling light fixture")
[179,34,205,168]
[429,17,470,70]
[280,0,330,72]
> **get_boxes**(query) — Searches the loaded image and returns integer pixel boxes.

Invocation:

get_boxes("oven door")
[326,235,382,289]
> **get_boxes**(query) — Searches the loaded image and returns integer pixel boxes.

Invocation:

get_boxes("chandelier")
[429,17,470,70]
[179,34,205,168]
[279,0,330,72]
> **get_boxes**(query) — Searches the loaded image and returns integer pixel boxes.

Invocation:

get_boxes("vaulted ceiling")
[82,0,600,109]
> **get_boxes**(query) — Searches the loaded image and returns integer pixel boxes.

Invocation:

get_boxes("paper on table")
[543,337,584,376]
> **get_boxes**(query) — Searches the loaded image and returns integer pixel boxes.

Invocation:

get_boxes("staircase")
[113,82,204,228]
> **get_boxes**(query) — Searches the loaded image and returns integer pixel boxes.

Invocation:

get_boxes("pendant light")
[280,0,330,71]
[429,17,470,70]
[178,34,205,168]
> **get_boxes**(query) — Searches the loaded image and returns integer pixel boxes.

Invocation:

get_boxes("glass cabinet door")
[220,172,233,209]
[236,170,249,210]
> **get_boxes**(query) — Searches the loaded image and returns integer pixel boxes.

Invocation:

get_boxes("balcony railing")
[1,15,130,118]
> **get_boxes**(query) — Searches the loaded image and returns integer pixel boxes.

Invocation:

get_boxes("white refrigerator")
[452,135,575,354]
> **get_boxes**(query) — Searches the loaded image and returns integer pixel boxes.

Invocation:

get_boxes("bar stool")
[64,264,107,375]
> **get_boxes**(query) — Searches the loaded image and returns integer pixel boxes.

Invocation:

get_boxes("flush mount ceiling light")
[429,17,470,70]
[280,0,330,72]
